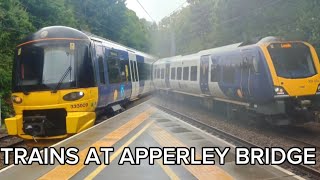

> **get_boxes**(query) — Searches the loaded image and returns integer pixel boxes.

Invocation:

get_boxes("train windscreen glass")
[13,41,88,92]
[268,43,316,79]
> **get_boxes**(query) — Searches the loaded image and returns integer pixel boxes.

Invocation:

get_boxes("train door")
[165,63,170,88]
[128,52,139,100]
[200,55,210,95]
[241,51,257,99]
[95,43,108,108]
[119,51,131,100]
[137,55,145,95]
[105,49,125,103]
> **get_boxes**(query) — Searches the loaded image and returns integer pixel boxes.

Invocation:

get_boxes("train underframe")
[6,109,96,140]
[156,89,320,126]
[258,96,320,125]
[18,101,129,140]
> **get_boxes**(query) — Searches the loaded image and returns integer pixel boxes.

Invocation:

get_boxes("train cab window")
[190,66,197,81]
[171,67,176,80]
[161,68,165,79]
[78,44,95,87]
[98,57,106,84]
[183,67,189,80]
[107,55,121,84]
[222,66,235,84]
[177,67,182,80]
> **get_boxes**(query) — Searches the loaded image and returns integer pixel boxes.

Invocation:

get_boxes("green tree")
[0,0,34,118]
[20,0,77,29]
[155,0,320,56]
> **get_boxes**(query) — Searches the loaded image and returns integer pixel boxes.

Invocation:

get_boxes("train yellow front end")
[5,26,98,140]
[259,40,320,123]
[6,88,98,140]
[261,41,320,97]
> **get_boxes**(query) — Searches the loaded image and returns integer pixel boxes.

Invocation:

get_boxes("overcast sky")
[126,0,187,23]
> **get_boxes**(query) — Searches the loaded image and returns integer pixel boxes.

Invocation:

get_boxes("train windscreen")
[13,40,91,92]
[268,43,316,79]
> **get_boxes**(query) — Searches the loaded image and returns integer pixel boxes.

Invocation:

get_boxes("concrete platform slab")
[0,101,303,180]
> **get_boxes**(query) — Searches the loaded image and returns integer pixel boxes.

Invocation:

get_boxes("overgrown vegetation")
[152,0,320,57]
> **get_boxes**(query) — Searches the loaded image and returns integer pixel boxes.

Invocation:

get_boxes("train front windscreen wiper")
[51,66,72,93]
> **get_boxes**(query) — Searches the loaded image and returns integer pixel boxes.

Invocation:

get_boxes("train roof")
[20,26,156,62]
[20,26,90,44]
[155,37,286,64]
[198,42,243,55]
[83,31,156,61]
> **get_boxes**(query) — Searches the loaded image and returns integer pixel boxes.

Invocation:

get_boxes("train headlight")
[63,92,84,101]
[274,86,287,95]
[12,95,23,104]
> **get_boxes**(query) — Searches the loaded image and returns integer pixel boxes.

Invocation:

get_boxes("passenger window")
[98,57,105,84]
[211,64,221,82]
[107,55,121,84]
[183,67,189,80]
[177,67,182,80]
[157,68,160,79]
[161,68,165,79]
[146,64,151,80]
[223,66,235,84]
[154,68,157,79]
[171,67,176,80]
[190,66,197,81]
[137,61,148,81]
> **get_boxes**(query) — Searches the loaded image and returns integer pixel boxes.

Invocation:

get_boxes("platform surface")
[0,101,303,180]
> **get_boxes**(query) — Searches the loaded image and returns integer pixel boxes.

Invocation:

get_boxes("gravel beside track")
[0,133,27,170]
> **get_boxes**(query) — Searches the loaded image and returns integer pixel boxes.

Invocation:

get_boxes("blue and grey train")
[153,37,320,125]
[6,26,155,140]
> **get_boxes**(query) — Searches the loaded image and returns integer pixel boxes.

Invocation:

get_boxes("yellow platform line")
[150,124,234,180]
[85,121,154,179]
[156,159,180,180]
[39,107,155,180]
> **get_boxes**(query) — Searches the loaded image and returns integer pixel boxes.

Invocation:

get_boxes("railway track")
[152,103,320,179]
[0,135,25,148]
[284,136,320,150]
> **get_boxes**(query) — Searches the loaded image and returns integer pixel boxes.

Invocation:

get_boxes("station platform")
[0,101,303,179]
